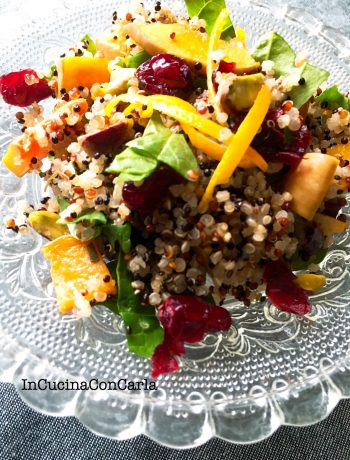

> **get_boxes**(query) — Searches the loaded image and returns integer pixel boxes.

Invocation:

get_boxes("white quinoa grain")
[149,292,161,306]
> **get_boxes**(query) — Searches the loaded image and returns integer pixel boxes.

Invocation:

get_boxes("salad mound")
[1,1,349,378]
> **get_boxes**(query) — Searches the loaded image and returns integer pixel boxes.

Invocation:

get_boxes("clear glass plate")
[1,0,350,448]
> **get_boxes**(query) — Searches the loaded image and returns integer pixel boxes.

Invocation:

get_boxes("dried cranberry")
[0,69,52,107]
[122,165,183,216]
[252,109,311,168]
[151,295,231,378]
[136,53,193,97]
[263,260,311,316]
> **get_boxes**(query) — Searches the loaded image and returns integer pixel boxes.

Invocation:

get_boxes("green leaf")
[253,32,295,76]
[289,63,330,109]
[143,111,170,137]
[116,249,164,358]
[105,148,158,182]
[315,85,350,111]
[127,50,151,68]
[103,223,131,254]
[185,0,235,38]
[253,32,329,108]
[158,133,199,178]
[185,0,207,16]
[126,132,170,159]
[80,34,97,55]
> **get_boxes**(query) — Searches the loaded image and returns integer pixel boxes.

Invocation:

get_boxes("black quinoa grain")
[321,147,327,154]
[103,275,111,282]
[298,77,306,85]
[73,105,81,112]
[95,197,104,205]
[60,88,66,94]
[40,196,50,204]
[204,168,211,177]
[78,85,84,91]
[194,62,202,70]
[62,93,69,102]
[52,136,59,144]
[341,137,348,144]
[90,299,96,306]
[207,105,214,114]
[30,157,37,164]
[70,212,77,218]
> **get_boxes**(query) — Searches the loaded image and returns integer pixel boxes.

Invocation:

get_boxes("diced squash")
[294,274,326,291]
[3,99,88,177]
[123,23,259,74]
[28,211,68,240]
[42,235,117,313]
[284,153,339,220]
[313,213,347,236]
[57,57,110,92]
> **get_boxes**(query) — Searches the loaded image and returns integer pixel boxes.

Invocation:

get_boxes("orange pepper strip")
[180,123,267,171]
[198,85,272,212]
[207,9,229,112]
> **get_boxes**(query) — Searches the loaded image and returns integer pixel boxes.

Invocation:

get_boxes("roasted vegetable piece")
[28,211,68,240]
[284,153,339,220]
[57,57,110,92]
[42,235,117,314]
[2,98,88,177]
[224,73,265,111]
[123,23,259,74]
[78,121,130,154]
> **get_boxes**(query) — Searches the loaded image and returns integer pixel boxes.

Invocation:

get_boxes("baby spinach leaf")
[126,132,170,159]
[103,223,131,254]
[127,50,151,68]
[158,133,199,178]
[315,85,350,111]
[116,249,164,358]
[105,147,158,183]
[185,0,235,38]
[253,32,329,108]
[289,63,330,109]
[80,34,97,55]
[253,32,295,76]
[106,112,198,182]
[143,111,171,137]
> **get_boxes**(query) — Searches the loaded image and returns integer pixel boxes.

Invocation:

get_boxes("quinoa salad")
[1,1,350,377]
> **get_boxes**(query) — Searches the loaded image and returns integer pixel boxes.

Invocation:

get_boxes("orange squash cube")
[42,235,117,314]
[57,57,110,92]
